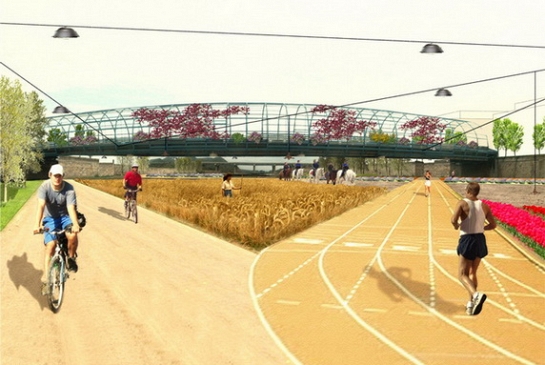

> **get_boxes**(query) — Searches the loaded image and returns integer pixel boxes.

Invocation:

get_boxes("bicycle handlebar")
[33,228,46,235]
[33,227,71,235]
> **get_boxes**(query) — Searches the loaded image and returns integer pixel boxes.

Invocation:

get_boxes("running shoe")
[471,292,487,315]
[67,257,78,273]
[465,301,474,315]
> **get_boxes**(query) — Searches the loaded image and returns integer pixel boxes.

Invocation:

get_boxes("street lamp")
[420,43,444,54]
[53,27,79,38]
[435,88,452,97]
[533,71,538,194]
[53,105,71,113]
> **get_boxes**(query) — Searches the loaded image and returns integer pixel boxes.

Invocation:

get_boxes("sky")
[1,0,544,157]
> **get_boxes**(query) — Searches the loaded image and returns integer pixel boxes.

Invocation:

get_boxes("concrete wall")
[32,154,545,179]
[56,156,122,179]
[493,155,545,178]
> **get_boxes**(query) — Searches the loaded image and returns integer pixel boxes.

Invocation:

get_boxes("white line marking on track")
[392,245,420,251]
[293,238,323,244]
[439,249,457,255]
[362,308,387,313]
[344,242,373,247]
[492,253,511,259]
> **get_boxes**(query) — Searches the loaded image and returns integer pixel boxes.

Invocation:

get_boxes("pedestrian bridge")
[44,102,497,161]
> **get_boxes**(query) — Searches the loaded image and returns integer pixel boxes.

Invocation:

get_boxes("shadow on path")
[6,253,47,311]
[98,206,126,221]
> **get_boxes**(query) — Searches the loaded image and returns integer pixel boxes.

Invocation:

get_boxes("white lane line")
[319,183,427,365]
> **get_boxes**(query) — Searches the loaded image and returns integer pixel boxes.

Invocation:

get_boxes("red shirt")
[124,171,142,187]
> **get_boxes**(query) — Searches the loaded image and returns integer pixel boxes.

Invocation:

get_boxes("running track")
[251,179,545,365]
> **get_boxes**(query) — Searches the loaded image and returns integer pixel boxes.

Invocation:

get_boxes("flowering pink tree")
[132,104,250,140]
[310,105,377,142]
[399,116,447,145]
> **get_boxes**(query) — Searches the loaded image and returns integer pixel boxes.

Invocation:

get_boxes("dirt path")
[1,181,292,365]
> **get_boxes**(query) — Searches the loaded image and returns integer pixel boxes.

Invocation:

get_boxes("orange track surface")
[251,179,545,365]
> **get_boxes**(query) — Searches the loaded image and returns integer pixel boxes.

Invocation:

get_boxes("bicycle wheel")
[125,201,131,219]
[132,201,138,224]
[47,255,65,313]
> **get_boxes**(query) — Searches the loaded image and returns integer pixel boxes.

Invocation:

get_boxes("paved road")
[1,181,292,365]
[252,179,545,365]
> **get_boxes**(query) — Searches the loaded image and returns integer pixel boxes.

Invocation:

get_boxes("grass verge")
[0,181,41,231]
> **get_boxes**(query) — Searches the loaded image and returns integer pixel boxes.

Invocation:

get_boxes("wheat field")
[77,178,387,250]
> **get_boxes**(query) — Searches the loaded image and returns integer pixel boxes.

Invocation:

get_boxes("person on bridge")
[451,182,497,316]
[35,164,81,294]
[424,170,432,197]
[221,173,240,197]
[123,164,143,206]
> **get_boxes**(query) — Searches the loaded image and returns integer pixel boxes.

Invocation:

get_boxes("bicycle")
[124,188,140,224]
[34,227,71,313]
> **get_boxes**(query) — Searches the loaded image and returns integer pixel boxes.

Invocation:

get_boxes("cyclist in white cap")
[35,164,81,294]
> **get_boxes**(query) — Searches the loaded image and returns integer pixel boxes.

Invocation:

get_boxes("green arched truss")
[44,102,496,160]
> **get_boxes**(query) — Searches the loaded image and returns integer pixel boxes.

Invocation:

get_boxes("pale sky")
[1,0,544,156]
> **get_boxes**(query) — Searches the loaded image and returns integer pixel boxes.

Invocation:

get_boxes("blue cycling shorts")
[42,216,73,244]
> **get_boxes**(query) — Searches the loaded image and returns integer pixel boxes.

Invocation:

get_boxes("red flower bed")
[484,200,545,252]
[523,205,545,219]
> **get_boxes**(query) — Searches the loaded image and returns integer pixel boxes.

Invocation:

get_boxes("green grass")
[0,181,41,231]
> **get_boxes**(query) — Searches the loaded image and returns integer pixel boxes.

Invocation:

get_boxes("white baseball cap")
[132,164,139,168]
[49,164,64,176]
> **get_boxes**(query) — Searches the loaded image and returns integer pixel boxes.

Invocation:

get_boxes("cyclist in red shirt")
[123,164,143,205]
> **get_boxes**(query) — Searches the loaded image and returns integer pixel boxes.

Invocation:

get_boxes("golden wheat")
[77,178,386,250]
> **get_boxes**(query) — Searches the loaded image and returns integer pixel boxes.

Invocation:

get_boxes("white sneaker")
[471,292,487,315]
[465,301,473,315]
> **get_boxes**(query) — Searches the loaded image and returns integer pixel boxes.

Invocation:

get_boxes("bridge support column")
[414,160,424,177]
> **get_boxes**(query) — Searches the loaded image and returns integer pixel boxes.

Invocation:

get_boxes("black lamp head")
[53,27,79,38]
[421,43,443,54]
[435,88,452,97]
[53,105,71,113]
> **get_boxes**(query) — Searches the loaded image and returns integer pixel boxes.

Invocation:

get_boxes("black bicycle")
[124,188,139,224]
[36,228,70,313]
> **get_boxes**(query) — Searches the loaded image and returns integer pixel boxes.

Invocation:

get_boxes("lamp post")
[533,71,538,194]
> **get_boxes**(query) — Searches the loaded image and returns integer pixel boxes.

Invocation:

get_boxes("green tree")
[533,117,545,154]
[444,128,467,145]
[0,77,47,202]
[135,156,150,173]
[175,157,196,173]
[492,118,510,156]
[47,128,69,146]
[504,121,524,156]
